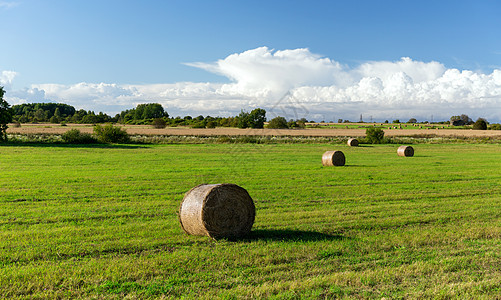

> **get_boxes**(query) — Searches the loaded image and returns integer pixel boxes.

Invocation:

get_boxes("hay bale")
[397,145,414,157]
[347,138,359,147]
[322,150,345,166]
[179,183,255,239]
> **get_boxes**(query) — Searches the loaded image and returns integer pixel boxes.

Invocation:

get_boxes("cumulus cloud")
[354,57,446,84]
[186,47,348,98]
[3,47,501,122]
[0,70,17,89]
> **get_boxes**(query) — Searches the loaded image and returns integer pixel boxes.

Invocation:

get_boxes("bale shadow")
[341,164,371,168]
[240,229,347,242]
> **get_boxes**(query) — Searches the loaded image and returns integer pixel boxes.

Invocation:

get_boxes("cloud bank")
[3,47,501,122]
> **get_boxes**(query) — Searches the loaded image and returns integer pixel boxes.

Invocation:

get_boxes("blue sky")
[1,0,501,122]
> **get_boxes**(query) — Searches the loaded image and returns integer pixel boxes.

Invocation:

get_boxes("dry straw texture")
[347,138,359,146]
[322,150,346,166]
[397,145,414,157]
[179,183,255,239]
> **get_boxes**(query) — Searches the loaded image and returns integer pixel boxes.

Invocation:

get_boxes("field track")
[7,123,501,137]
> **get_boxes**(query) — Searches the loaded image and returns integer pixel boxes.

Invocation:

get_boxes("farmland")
[1,142,501,298]
[6,123,501,138]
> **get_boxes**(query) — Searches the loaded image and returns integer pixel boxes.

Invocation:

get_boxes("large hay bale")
[179,183,255,239]
[397,145,414,157]
[347,138,359,147]
[322,150,345,166]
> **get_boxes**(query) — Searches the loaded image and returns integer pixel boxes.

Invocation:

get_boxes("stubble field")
[7,123,501,138]
[0,142,500,298]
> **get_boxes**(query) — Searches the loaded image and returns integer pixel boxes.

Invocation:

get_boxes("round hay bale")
[322,150,345,166]
[397,145,414,157]
[347,138,359,147]
[179,183,255,239]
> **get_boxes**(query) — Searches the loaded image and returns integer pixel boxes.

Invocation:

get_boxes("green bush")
[287,120,299,129]
[365,127,385,144]
[152,118,167,129]
[489,123,501,130]
[93,124,130,143]
[267,116,288,129]
[473,118,487,130]
[191,122,206,128]
[62,129,97,144]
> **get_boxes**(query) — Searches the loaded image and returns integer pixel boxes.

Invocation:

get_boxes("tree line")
[5,101,499,130]
[0,87,308,140]
[10,102,172,125]
[7,101,303,129]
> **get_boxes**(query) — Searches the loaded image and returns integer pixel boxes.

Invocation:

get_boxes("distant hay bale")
[179,183,255,239]
[322,150,345,166]
[397,145,414,157]
[347,138,359,147]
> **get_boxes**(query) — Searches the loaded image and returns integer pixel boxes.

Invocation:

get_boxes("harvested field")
[7,123,501,138]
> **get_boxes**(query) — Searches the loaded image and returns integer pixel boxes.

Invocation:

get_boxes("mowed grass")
[0,143,500,299]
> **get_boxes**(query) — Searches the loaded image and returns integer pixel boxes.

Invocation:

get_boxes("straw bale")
[322,150,345,166]
[397,145,414,157]
[179,183,255,239]
[347,138,359,147]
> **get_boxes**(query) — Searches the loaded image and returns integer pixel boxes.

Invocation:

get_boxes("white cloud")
[354,57,446,84]
[186,47,348,98]
[8,87,47,103]
[3,47,501,122]
[0,1,19,9]
[0,70,17,89]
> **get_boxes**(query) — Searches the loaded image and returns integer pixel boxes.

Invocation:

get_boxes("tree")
[297,119,306,128]
[120,103,168,124]
[473,118,487,130]
[205,120,217,128]
[135,103,167,120]
[49,116,59,123]
[248,108,266,128]
[267,116,288,129]
[450,114,473,125]
[81,113,98,124]
[287,119,299,128]
[0,87,13,142]
[34,108,46,122]
[54,107,62,118]
[236,110,250,128]
[407,118,417,123]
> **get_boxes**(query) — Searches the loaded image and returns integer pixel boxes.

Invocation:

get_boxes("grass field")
[1,143,500,299]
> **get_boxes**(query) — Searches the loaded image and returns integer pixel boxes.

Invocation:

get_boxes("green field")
[1,143,500,299]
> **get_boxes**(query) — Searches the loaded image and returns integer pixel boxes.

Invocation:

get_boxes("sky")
[1,0,501,122]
